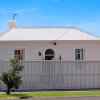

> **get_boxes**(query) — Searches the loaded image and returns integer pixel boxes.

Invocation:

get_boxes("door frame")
[43,47,56,60]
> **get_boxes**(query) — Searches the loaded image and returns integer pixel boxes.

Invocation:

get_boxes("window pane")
[14,50,17,55]
[75,49,78,53]
[77,54,80,60]
[77,49,80,53]
[75,54,78,60]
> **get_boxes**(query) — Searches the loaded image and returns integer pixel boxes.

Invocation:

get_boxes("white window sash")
[75,48,84,60]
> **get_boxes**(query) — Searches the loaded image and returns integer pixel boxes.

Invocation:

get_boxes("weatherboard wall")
[0,41,100,61]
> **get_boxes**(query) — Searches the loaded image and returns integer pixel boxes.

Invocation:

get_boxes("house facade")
[0,20,100,90]
[0,20,100,61]
[0,40,100,61]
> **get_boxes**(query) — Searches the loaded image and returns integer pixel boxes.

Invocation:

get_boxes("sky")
[0,0,100,36]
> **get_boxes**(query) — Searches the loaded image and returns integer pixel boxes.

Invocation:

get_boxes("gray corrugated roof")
[0,27,99,41]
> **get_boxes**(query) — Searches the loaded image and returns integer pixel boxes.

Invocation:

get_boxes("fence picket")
[0,61,100,90]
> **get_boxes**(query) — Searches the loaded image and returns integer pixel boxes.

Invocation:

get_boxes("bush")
[0,56,24,94]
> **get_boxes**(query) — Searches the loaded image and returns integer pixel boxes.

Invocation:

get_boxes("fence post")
[0,58,3,91]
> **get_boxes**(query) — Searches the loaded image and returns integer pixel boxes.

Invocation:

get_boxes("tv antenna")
[12,13,18,20]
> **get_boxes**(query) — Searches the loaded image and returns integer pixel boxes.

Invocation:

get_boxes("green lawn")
[1,90,100,98]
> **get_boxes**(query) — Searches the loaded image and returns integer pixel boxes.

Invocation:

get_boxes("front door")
[45,49,54,60]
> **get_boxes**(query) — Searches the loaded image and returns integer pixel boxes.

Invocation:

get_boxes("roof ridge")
[15,26,73,29]
[72,27,100,39]
[0,27,14,37]
[54,27,73,41]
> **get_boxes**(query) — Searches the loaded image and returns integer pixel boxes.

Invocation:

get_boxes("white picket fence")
[0,61,100,91]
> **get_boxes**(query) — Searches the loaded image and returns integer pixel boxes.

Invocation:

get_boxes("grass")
[1,90,100,98]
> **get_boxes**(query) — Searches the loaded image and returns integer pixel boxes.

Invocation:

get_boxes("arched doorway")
[45,49,54,60]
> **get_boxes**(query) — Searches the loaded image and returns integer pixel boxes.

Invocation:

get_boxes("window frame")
[75,48,85,61]
[14,48,25,60]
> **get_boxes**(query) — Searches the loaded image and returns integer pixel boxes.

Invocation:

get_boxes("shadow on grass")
[6,93,32,99]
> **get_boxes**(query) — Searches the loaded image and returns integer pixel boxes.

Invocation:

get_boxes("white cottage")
[0,20,100,90]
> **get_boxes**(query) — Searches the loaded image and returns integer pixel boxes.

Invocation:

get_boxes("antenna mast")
[13,13,18,20]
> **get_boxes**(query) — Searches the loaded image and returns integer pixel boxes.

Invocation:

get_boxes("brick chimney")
[8,20,16,29]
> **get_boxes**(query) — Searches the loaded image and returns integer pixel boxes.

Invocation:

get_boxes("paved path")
[29,96,100,100]
[1,96,100,100]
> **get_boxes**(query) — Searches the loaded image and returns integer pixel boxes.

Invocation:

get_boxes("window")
[14,49,25,60]
[75,48,84,60]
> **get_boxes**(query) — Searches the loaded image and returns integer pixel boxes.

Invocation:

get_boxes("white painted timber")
[0,61,100,90]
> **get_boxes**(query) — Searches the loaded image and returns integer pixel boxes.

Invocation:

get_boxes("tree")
[0,56,24,94]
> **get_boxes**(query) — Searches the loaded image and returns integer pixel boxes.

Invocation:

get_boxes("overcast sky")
[0,0,100,36]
